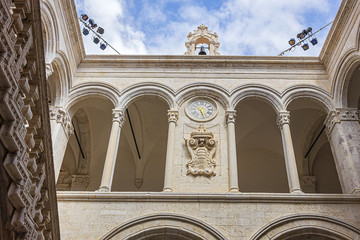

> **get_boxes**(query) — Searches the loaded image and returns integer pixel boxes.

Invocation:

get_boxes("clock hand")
[197,107,205,118]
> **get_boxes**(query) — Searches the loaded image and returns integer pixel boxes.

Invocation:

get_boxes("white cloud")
[75,0,340,56]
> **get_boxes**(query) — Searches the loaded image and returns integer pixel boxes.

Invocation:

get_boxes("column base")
[229,188,240,193]
[96,186,110,192]
[290,189,304,194]
[163,188,173,192]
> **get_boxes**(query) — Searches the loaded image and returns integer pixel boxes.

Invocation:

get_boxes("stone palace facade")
[1,0,360,239]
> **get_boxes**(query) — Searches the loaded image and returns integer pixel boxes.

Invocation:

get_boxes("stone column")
[49,106,73,181]
[163,110,179,192]
[325,108,360,194]
[97,109,125,192]
[226,110,240,192]
[277,111,303,194]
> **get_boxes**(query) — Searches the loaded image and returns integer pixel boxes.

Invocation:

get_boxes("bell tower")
[184,24,220,55]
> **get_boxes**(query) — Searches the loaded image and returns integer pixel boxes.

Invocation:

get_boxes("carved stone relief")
[185,125,218,177]
[49,106,73,137]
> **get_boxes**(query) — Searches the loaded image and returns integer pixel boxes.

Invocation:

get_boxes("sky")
[75,0,342,56]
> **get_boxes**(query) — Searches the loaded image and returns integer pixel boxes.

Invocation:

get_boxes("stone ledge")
[57,191,360,204]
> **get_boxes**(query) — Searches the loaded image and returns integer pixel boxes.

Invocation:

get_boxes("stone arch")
[59,91,116,190]
[47,54,71,106]
[40,0,59,63]
[231,85,283,112]
[332,52,360,108]
[332,20,360,108]
[100,213,227,240]
[176,83,230,108]
[66,83,119,114]
[250,214,360,240]
[118,82,175,109]
[282,85,334,112]
[232,85,287,193]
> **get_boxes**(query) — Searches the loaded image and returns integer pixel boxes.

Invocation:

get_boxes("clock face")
[186,98,217,121]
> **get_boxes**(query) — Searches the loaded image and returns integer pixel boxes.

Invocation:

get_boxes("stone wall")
[57,193,360,240]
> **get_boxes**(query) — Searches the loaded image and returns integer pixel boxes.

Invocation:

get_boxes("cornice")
[75,55,326,77]
[57,192,360,204]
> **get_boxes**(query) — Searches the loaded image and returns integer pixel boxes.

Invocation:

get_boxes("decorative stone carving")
[277,111,291,129]
[45,62,54,78]
[0,0,60,238]
[113,109,126,127]
[168,110,179,124]
[49,106,73,137]
[226,110,236,124]
[300,176,317,193]
[185,125,218,176]
[184,24,220,56]
[71,175,91,190]
[324,108,359,137]
[57,169,72,191]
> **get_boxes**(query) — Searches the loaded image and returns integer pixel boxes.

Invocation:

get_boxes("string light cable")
[278,21,334,56]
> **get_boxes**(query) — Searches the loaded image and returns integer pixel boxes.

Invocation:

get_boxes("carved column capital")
[49,106,73,137]
[325,108,359,137]
[226,110,236,124]
[71,175,91,190]
[300,175,317,193]
[112,109,126,127]
[45,63,53,79]
[277,111,290,129]
[167,110,179,124]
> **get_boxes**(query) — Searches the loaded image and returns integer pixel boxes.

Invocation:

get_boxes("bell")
[198,46,206,55]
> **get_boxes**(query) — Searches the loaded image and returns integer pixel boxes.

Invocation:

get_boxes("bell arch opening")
[235,99,288,193]
[287,98,342,193]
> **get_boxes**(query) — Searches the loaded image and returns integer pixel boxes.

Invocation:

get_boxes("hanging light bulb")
[302,43,309,51]
[93,36,100,44]
[81,14,89,21]
[310,38,318,45]
[82,27,89,36]
[97,27,104,35]
[88,19,97,29]
[288,38,296,46]
[100,42,107,50]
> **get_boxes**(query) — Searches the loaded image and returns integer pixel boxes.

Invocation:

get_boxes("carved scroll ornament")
[185,125,217,176]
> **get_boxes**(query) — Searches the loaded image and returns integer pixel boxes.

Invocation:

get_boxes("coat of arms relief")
[185,124,218,177]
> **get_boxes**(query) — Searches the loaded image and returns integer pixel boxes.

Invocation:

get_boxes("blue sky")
[75,0,341,56]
